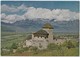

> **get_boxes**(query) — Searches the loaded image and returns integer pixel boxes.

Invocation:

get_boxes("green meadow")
[1,32,79,56]
[1,32,29,49]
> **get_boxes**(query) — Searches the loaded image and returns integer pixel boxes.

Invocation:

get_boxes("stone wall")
[25,31,67,50]
[32,36,48,49]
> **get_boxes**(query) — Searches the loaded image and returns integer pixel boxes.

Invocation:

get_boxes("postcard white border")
[0,0,79,1]
[0,0,80,57]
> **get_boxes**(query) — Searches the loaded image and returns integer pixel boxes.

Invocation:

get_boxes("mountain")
[50,20,79,33]
[1,22,27,32]
[1,19,79,33]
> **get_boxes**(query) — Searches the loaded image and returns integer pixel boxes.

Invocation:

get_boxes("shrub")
[72,41,79,47]
[11,43,18,49]
[61,41,69,48]
[26,35,32,40]
[67,40,75,49]
[23,47,29,51]
[16,48,24,53]
[47,43,58,50]
[29,46,38,54]
[32,47,38,51]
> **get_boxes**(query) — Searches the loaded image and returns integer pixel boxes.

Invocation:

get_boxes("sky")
[1,1,79,23]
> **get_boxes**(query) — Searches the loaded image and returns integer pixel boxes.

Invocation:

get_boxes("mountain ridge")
[1,19,79,33]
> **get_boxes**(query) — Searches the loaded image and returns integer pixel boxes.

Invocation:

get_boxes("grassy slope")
[1,32,79,56]
[1,32,29,48]
[7,47,79,56]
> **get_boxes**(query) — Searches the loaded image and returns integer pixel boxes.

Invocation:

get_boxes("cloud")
[1,13,6,19]
[1,4,18,13]
[1,4,28,13]
[23,8,79,21]
[24,7,53,20]
[1,13,25,23]
[52,9,79,21]
[1,4,79,23]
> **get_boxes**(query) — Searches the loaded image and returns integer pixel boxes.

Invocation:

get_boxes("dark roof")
[34,30,49,34]
[33,30,49,38]
[42,23,53,29]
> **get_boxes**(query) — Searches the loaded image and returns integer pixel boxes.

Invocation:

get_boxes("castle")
[25,23,66,50]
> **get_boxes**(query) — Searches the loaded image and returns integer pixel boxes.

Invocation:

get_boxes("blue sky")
[1,1,79,23]
[1,1,79,12]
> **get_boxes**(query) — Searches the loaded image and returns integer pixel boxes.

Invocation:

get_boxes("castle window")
[37,36,39,38]
[56,39,57,41]
[39,43,42,48]
[45,36,48,39]
[34,36,35,37]
[53,38,55,40]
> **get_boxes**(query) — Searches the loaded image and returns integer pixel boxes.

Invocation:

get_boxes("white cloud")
[17,4,28,12]
[1,14,25,23]
[24,8,79,21]
[1,4,28,13]
[24,8,53,20]
[1,13,6,19]
[1,4,79,23]
[1,4,18,13]
[52,9,79,21]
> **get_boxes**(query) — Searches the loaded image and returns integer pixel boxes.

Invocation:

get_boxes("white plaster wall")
[32,34,34,39]
[26,40,32,47]
[26,30,66,50]
[32,36,48,49]
[52,39,66,45]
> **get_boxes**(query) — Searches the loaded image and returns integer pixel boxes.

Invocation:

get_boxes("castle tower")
[42,23,53,40]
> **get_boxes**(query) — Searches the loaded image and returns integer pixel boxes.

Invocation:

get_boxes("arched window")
[39,43,42,48]
[56,39,57,41]
[53,38,55,40]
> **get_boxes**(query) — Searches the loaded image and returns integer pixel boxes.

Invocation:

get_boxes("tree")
[32,47,38,52]
[67,40,75,49]
[47,43,58,50]
[16,48,24,53]
[29,46,38,54]
[26,35,32,40]
[11,43,18,49]
[23,47,29,51]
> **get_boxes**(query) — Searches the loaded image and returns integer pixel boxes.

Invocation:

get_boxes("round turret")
[42,23,53,29]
